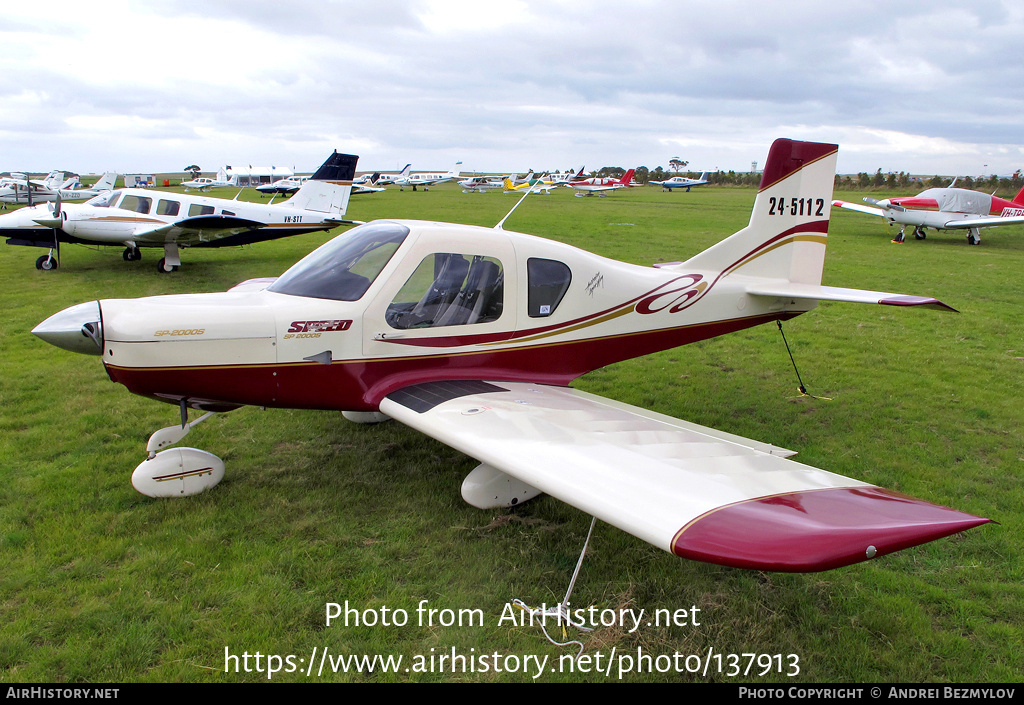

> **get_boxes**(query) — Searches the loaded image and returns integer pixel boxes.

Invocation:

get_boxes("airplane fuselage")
[0,188,341,248]
[75,219,816,412]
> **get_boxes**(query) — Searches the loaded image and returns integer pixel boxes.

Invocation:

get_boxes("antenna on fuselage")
[494,185,534,230]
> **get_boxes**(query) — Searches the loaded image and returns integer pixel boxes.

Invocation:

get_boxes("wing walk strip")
[381,381,989,572]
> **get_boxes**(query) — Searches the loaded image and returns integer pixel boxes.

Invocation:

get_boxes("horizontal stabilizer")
[747,282,957,312]
[832,200,885,217]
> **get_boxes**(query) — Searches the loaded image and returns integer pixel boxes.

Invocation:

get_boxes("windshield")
[85,190,121,208]
[269,221,409,301]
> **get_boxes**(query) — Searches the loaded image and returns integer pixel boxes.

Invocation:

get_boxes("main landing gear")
[892,227,927,244]
[36,253,58,270]
[157,243,181,273]
[966,228,981,245]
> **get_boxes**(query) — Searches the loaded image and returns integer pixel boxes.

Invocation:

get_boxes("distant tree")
[669,158,688,173]
[872,169,885,187]
[635,166,650,184]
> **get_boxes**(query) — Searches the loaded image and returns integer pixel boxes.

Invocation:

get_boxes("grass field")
[1,183,1021,683]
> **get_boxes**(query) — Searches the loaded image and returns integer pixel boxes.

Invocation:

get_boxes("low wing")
[941,214,1024,229]
[131,214,266,245]
[832,200,886,217]
[379,381,988,572]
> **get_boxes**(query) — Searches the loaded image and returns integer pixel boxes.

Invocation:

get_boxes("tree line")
[586,166,1024,193]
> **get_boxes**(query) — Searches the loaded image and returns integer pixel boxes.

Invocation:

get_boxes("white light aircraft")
[458,175,506,193]
[650,172,709,192]
[0,172,118,207]
[255,176,309,196]
[832,185,1024,245]
[567,169,636,197]
[181,176,235,191]
[32,139,989,575]
[547,166,586,184]
[371,165,411,186]
[0,152,359,272]
[391,162,463,191]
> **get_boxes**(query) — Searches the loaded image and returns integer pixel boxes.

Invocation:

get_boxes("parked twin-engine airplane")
[0,172,118,207]
[0,152,359,272]
[832,185,1024,244]
[650,172,709,192]
[567,169,636,197]
[32,139,989,573]
[392,162,463,191]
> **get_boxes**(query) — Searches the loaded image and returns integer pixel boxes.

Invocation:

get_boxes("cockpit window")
[386,253,503,329]
[527,258,571,317]
[270,221,409,301]
[119,195,152,214]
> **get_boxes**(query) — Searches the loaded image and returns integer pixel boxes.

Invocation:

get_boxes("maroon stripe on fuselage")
[104,312,797,411]
[672,487,990,572]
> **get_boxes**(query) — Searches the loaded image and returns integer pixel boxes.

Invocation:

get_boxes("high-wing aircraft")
[459,175,506,193]
[32,139,989,574]
[0,152,359,272]
[0,172,118,207]
[832,185,1024,244]
[650,172,709,192]
[567,169,636,197]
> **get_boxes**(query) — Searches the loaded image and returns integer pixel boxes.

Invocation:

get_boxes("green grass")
[1,184,1021,682]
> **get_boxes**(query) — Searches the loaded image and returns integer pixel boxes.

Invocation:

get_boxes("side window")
[120,195,152,214]
[157,199,180,216]
[188,204,215,217]
[528,258,571,317]
[387,253,503,329]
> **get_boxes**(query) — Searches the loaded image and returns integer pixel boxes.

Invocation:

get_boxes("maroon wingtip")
[672,487,989,572]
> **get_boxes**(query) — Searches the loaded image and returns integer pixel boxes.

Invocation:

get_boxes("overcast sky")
[3,0,1023,177]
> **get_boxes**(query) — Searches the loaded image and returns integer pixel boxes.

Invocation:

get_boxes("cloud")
[1,1,1022,175]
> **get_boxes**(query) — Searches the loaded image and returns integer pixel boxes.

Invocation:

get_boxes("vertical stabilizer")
[678,139,838,287]
[285,152,359,215]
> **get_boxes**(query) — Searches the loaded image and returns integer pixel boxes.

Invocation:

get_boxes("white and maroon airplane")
[833,185,1024,244]
[33,139,989,573]
[566,168,636,197]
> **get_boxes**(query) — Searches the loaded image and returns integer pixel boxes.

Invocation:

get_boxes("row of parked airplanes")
[2,151,1024,275]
